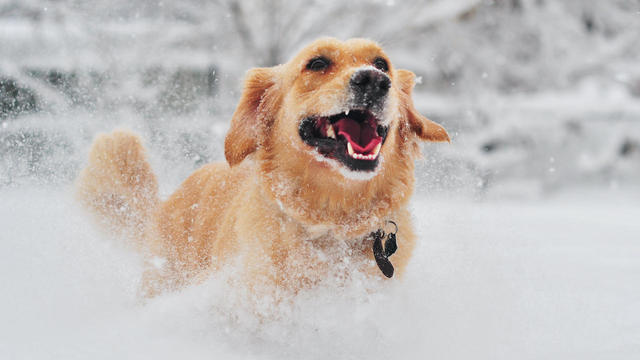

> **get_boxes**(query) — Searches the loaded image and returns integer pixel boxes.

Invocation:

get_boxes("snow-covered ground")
[1,185,638,359]
[2,1,639,358]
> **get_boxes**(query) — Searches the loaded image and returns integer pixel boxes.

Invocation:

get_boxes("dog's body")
[77,38,448,297]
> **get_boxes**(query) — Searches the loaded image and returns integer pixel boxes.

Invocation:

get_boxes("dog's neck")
[257,160,413,240]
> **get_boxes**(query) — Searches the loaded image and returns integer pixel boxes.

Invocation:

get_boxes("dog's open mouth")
[299,109,389,172]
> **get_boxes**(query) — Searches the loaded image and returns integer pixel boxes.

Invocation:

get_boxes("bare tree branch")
[225,0,259,62]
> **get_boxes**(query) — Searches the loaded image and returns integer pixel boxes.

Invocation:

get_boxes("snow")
[1,185,639,359]
[2,0,640,358]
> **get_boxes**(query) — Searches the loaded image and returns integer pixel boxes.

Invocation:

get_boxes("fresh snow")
[1,1,639,358]
[1,186,638,359]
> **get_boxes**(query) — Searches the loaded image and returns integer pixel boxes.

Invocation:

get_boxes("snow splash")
[2,185,640,359]
[0,186,418,360]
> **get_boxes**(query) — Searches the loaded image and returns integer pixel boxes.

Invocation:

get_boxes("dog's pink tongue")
[334,117,381,154]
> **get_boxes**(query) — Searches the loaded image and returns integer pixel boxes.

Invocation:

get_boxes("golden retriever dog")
[77,38,449,298]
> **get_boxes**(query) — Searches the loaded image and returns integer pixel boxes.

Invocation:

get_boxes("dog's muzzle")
[299,109,389,172]
[298,69,392,173]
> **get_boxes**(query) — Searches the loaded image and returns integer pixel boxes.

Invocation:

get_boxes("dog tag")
[372,230,394,278]
[384,232,397,258]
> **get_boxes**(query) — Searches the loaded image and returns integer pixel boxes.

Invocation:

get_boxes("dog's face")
[224,38,448,228]
[289,40,398,174]
[225,38,448,174]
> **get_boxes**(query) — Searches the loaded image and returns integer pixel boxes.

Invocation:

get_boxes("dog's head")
[224,38,448,229]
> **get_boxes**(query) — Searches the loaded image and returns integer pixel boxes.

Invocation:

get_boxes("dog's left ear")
[396,69,450,142]
[225,67,280,166]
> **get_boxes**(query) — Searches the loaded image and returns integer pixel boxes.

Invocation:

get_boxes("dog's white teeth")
[347,142,355,156]
[350,153,375,160]
[326,124,336,139]
[345,109,350,116]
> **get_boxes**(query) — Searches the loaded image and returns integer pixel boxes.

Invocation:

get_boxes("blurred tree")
[217,0,483,66]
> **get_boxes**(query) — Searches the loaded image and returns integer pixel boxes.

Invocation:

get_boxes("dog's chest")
[298,229,371,266]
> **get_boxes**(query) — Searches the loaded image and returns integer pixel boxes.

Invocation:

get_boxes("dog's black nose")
[350,69,390,107]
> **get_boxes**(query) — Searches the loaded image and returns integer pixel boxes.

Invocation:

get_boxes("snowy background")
[1,0,639,359]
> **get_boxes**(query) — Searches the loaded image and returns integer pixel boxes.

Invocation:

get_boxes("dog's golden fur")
[77,38,448,297]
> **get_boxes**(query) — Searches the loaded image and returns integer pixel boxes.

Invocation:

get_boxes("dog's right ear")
[225,67,280,166]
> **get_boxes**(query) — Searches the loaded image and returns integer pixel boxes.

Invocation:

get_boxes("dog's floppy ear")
[396,69,450,142]
[225,67,280,166]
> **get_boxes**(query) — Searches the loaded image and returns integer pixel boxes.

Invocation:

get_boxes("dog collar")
[371,220,398,278]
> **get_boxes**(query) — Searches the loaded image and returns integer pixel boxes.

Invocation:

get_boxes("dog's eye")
[373,57,389,72]
[306,56,331,72]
